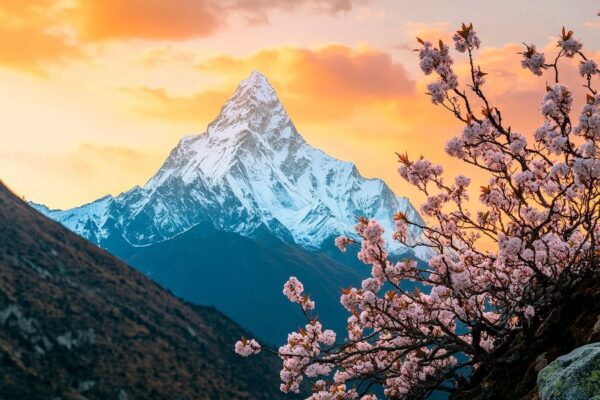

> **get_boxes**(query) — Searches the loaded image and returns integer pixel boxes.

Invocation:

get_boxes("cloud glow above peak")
[0,0,598,208]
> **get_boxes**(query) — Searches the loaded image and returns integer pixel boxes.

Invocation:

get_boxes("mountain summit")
[34,71,427,258]
[31,71,429,343]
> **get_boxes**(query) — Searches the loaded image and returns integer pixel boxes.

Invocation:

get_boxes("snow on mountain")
[32,71,430,259]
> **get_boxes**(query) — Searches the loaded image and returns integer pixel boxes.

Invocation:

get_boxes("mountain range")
[0,181,295,399]
[33,71,428,344]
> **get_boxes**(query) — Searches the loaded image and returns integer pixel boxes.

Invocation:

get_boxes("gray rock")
[593,317,600,334]
[535,352,549,372]
[589,317,600,342]
[0,304,38,336]
[538,342,600,399]
[56,328,96,350]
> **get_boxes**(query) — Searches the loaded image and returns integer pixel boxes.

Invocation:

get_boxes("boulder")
[538,342,600,399]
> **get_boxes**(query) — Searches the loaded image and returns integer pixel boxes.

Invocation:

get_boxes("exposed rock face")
[537,343,600,400]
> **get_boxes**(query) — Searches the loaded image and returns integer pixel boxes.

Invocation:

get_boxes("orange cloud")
[453,42,599,135]
[287,45,415,99]
[194,45,416,121]
[73,0,219,41]
[0,0,78,75]
[0,0,367,74]
[120,44,416,126]
[74,0,366,40]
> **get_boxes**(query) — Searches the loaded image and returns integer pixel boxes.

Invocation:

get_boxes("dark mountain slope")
[123,224,365,344]
[0,181,292,400]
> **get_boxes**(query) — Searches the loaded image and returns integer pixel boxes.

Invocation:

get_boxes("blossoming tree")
[236,23,599,399]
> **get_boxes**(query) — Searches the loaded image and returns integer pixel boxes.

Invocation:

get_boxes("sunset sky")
[1,0,599,209]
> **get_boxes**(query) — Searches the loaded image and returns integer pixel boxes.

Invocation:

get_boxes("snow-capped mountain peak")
[230,70,278,105]
[33,71,430,259]
[207,70,288,137]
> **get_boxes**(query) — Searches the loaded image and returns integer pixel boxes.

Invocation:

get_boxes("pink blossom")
[509,132,527,154]
[334,235,353,252]
[427,81,446,104]
[283,277,304,303]
[523,305,535,320]
[455,175,471,188]
[579,59,598,76]
[578,140,597,157]
[445,137,466,159]
[235,22,599,399]
[520,44,546,75]
[321,330,336,346]
[283,277,315,311]
[540,84,572,122]
[234,338,261,357]
[452,24,481,53]
[559,37,582,57]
